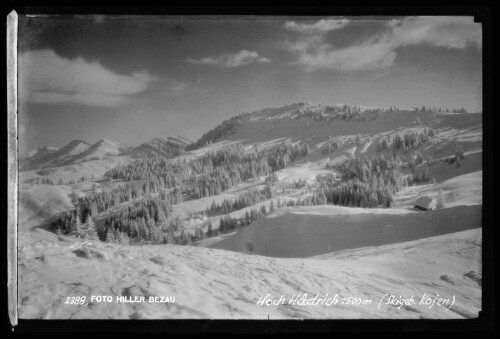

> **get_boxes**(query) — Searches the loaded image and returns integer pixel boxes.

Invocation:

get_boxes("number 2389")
[64,296,86,305]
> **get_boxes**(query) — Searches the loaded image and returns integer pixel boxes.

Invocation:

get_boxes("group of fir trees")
[214,194,327,237]
[25,177,54,185]
[264,172,279,186]
[52,211,99,241]
[186,113,249,150]
[376,128,434,153]
[205,186,275,217]
[415,106,467,113]
[98,196,172,245]
[52,191,172,240]
[321,135,365,155]
[52,180,182,235]
[322,137,343,155]
[321,155,409,208]
[444,145,466,168]
[105,141,309,202]
[133,138,186,159]
[35,168,56,176]
[52,141,311,244]
[293,178,308,189]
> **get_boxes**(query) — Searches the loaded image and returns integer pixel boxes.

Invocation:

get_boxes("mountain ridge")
[20,103,480,171]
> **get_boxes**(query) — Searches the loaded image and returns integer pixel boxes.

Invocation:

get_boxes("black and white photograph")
[7,11,487,323]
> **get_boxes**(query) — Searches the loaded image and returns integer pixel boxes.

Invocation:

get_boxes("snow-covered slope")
[19,155,133,187]
[394,171,482,209]
[194,105,481,165]
[72,139,126,163]
[19,184,75,230]
[22,140,90,169]
[18,228,481,319]
[16,103,482,320]
[20,146,59,170]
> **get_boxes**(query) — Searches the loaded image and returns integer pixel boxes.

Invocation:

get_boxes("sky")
[18,15,482,152]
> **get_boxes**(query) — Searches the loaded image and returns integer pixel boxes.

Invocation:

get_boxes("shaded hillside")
[21,140,90,170]
[72,139,127,163]
[20,146,59,170]
[127,137,191,158]
[186,114,249,150]
[187,103,481,152]
[22,147,44,158]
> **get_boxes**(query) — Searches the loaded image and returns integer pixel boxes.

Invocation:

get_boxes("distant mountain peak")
[97,138,118,143]
[22,147,43,158]
[68,139,90,146]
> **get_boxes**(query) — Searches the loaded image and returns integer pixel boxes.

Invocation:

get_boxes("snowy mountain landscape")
[13,15,484,322]
[17,104,483,319]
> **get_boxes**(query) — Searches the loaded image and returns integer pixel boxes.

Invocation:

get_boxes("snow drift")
[18,228,481,319]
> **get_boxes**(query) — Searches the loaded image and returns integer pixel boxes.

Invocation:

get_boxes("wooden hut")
[414,196,437,211]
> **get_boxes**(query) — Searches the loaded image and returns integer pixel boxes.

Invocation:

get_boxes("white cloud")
[187,50,271,68]
[284,18,350,33]
[390,16,482,49]
[19,49,157,107]
[283,16,481,71]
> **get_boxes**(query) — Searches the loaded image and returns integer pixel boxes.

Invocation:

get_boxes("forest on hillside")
[51,140,310,244]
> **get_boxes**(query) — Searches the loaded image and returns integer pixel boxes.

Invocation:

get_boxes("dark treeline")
[131,138,187,159]
[444,147,466,168]
[102,197,172,245]
[293,178,308,189]
[25,177,54,185]
[25,174,94,186]
[105,157,193,183]
[51,179,182,236]
[322,138,343,155]
[415,105,468,113]
[52,140,310,244]
[217,207,265,234]
[52,195,173,245]
[376,128,434,152]
[186,113,250,151]
[105,140,309,201]
[304,106,385,124]
[205,185,275,217]
[215,192,328,236]
[35,168,56,176]
[322,135,364,155]
[293,104,403,124]
[187,141,308,200]
[319,155,411,208]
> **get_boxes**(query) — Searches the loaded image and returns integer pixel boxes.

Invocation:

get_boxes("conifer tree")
[207,219,213,237]
[436,189,445,209]
[244,210,251,225]
[106,228,116,244]
[118,231,130,246]
[73,215,85,238]
[85,216,99,241]
[317,187,327,205]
